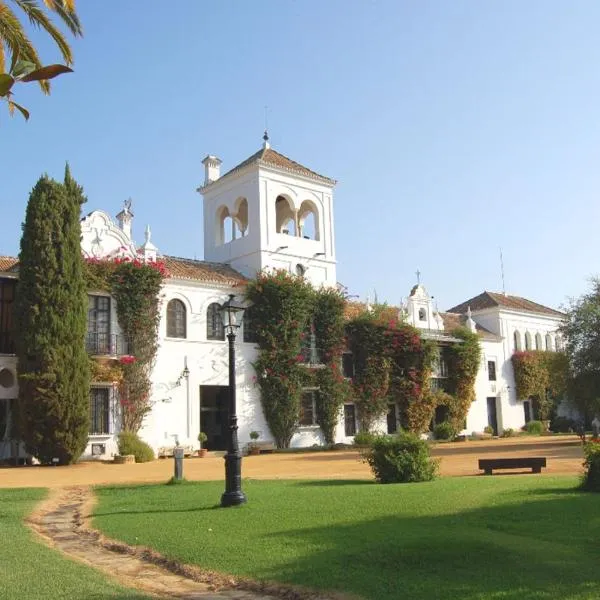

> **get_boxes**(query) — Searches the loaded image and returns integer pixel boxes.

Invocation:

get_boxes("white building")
[0,139,565,462]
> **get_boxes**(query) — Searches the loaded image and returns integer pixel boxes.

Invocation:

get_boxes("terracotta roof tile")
[439,312,499,340]
[0,255,246,287]
[344,302,498,340]
[210,146,335,186]
[0,256,18,272]
[448,291,564,318]
[163,256,247,287]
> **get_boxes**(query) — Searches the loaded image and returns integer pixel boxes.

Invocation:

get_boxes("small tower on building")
[198,136,338,287]
[116,198,134,240]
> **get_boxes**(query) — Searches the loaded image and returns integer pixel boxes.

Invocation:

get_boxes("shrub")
[501,428,515,438]
[363,432,439,483]
[117,432,155,463]
[483,425,494,435]
[581,442,600,492]
[353,431,382,446]
[524,420,544,435]
[433,421,456,441]
[550,416,576,433]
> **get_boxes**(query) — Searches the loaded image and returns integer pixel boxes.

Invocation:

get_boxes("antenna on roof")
[500,248,506,296]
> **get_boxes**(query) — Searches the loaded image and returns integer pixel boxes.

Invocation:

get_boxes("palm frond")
[0,3,49,92]
[11,0,74,64]
[0,40,5,72]
[42,0,82,37]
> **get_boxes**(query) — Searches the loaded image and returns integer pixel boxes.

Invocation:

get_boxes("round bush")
[433,421,456,441]
[550,416,575,433]
[363,432,439,484]
[524,420,544,435]
[353,431,380,446]
[117,432,155,463]
[581,442,600,492]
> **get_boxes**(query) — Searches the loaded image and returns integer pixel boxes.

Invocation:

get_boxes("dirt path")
[1,435,584,489]
[26,487,343,600]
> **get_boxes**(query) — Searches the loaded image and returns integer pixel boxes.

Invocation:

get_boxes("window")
[0,278,16,354]
[545,334,552,351]
[555,336,561,351]
[166,299,186,338]
[243,306,258,343]
[344,404,357,436]
[387,403,398,434]
[488,360,497,381]
[295,264,305,276]
[206,303,224,340]
[513,330,522,351]
[299,390,317,426]
[342,352,354,378]
[418,308,427,321]
[525,332,532,351]
[87,295,111,354]
[90,387,110,435]
[535,333,542,350]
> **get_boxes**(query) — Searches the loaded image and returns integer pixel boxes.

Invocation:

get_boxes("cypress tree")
[15,166,90,464]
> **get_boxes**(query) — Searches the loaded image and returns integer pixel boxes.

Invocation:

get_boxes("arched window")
[275,195,296,234]
[525,331,532,351]
[296,264,306,276]
[555,336,561,351]
[166,299,186,339]
[223,215,235,243]
[243,306,257,343]
[298,200,320,241]
[535,333,542,350]
[234,197,249,237]
[418,308,427,321]
[206,303,224,341]
[514,331,522,351]
[545,333,553,351]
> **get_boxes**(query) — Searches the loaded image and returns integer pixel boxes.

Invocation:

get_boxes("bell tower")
[198,136,337,287]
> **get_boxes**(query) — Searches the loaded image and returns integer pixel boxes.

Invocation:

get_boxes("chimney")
[116,198,133,240]
[202,155,222,186]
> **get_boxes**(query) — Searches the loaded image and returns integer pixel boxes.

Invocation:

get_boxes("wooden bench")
[478,457,546,475]
[246,441,276,455]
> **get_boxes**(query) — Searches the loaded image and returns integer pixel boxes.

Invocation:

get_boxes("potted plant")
[248,430,261,455]
[197,431,208,457]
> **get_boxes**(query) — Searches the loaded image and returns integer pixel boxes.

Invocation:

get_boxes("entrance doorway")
[199,385,228,451]
[387,404,398,434]
[486,397,499,436]
[524,400,531,423]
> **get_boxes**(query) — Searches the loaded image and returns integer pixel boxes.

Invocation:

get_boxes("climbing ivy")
[246,270,315,448]
[84,257,167,433]
[313,288,350,444]
[446,327,482,430]
[511,350,568,420]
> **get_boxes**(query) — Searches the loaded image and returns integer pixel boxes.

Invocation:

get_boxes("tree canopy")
[560,279,600,423]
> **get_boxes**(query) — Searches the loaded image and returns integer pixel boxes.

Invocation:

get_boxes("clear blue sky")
[2,0,599,311]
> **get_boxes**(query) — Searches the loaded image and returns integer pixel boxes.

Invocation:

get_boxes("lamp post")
[219,294,247,507]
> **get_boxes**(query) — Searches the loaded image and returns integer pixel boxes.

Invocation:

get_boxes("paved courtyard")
[0,435,584,488]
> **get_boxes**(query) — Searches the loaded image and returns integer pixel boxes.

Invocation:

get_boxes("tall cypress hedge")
[15,167,90,464]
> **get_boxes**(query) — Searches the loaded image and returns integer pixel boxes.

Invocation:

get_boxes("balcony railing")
[430,377,450,393]
[299,345,324,366]
[85,332,129,357]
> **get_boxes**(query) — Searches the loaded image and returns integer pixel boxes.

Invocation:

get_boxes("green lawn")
[93,476,600,600]
[0,488,150,600]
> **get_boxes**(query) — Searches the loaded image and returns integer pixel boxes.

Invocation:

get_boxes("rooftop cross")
[416,269,421,284]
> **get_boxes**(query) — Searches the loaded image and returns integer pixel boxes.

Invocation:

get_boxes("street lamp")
[219,294,247,507]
